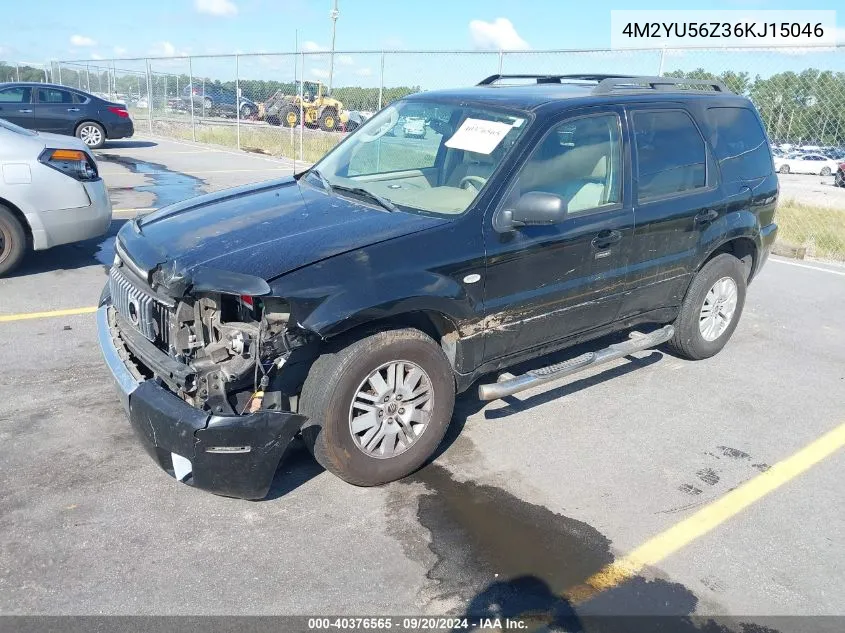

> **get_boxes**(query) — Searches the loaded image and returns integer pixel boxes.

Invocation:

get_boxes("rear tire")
[820,166,832,176]
[668,254,747,360]
[0,205,27,277]
[75,121,106,149]
[300,328,455,486]
[778,164,790,174]
[836,170,845,187]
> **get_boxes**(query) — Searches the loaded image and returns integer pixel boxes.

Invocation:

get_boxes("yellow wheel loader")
[264,80,348,132]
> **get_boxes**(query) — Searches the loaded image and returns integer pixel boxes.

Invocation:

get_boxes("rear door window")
[706,107,773,181]
[633,109,707,202]
[37,88,74,104]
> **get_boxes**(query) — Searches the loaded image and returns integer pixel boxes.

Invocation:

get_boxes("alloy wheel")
[348,360,433,459]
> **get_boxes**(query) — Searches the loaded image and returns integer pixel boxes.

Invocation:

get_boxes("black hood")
[117,177,448,285]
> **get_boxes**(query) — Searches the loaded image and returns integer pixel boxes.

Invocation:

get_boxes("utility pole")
[327,0,339,94]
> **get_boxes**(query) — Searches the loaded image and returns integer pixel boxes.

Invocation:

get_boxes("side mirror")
[497,192,567,232]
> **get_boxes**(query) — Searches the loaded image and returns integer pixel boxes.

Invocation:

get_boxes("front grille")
[109,266,173,347]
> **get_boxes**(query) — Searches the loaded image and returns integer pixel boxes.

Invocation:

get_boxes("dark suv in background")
[181,83,259,119]
[0,82,133,149]
[98,74,778,499]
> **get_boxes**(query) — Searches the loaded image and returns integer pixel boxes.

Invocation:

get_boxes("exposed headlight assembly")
[38,148,99,181]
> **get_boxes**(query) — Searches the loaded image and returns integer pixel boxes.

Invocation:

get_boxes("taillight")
[108,106,129,118]
[38,148,98,181]
[239,295,254,308]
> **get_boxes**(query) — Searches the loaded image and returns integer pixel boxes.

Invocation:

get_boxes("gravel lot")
[778,172,845,208]
[1,137,843,629]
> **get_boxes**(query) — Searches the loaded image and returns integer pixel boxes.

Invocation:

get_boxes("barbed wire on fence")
[3,47,844,260]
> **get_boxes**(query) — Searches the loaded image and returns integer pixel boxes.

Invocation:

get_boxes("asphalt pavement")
[0,136,843,628]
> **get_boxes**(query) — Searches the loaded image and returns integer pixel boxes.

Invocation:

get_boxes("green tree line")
[4,60,845,143]
[667,67,845,145]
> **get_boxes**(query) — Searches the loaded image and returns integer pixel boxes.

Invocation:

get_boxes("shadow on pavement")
[7,219,128,278]
[102,140,158,149]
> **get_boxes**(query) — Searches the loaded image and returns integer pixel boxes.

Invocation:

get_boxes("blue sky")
[3,0,845,89]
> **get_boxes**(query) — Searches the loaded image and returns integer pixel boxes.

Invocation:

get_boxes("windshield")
[0,117,37,136]
[312,99,527,216]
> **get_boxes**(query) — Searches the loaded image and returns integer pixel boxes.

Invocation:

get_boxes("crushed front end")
[97,246,310,500]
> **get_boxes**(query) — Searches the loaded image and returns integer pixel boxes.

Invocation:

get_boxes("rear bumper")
[754,222,778,279]
[105,119,134,140]
[97,304,307,499]
[28,179,112,250]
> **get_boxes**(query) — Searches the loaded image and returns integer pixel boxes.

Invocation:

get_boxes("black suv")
[98,74,778,499]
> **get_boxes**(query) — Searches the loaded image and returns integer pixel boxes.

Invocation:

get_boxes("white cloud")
[309,67,330,79]
[194,0,238,16]
[70,35,96,47]
[383,36,404,50]
[468,18,529,51]
[337,55,354,66]
[90,53,104,60]
[355,67,373,77]
[149,41,188,57]
[302,41,328,53]
[113,46,128,56]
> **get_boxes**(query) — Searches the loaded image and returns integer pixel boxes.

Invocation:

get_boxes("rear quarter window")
[706,107,773,181]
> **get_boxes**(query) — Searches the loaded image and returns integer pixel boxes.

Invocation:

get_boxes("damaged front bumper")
[96,304,307,500]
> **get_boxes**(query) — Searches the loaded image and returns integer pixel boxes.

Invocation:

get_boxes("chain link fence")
[6,46,845,260]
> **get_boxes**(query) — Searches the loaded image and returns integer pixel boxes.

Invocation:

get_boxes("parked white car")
[0,118,112,275]
[402,116,427,138]
[773,153,840,176]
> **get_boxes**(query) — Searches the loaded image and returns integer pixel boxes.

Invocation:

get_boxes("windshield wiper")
[333,185,398,212]
[306,168,333,193]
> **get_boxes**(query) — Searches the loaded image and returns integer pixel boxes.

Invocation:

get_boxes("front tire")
[300,328,455,486]
[778,164,790,174]
[836,170,845,187]
[318,109,338,132]
[75,121,106,149]
[820,166,832,176]
[0,205,27,277]
[668,253,747,360]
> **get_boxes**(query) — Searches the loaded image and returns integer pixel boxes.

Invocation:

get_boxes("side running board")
[477,325,674,401]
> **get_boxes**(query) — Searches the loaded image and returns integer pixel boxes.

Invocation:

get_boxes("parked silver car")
[0,118,112,275]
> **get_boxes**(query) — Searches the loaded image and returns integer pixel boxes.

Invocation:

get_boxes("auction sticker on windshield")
[445,118,514,154]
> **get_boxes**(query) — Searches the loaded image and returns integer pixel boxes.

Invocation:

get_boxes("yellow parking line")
[0,306,98,323]
[565,421,845,603]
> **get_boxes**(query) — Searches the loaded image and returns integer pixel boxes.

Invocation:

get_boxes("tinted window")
[634,110,706,202]
[0,87,32,103]
[517,113,622,214]
[37,88,73,104]
[707,107,772,180]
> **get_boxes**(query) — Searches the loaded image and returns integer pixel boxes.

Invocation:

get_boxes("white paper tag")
[445,118,513,154]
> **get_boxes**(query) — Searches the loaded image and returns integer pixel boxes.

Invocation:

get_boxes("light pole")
[327,0,339,94]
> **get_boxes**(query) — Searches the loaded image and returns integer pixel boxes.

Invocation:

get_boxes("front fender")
[280,268,475,338]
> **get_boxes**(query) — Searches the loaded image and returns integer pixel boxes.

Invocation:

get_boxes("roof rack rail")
[477,74,632,86]
[593,75,730,94]
[477,73,731,94]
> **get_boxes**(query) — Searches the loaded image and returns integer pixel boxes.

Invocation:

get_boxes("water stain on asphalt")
[98,154,205,208]
[395,463,781,632]
[717,446,751,460]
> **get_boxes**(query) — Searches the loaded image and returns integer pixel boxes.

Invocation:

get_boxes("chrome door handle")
[18,109,32,113]
[591,229,623,249]
[694,209,719,224]
[67,107,80,112]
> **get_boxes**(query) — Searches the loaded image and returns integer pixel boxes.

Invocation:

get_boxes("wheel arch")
[0,196,33,246]
[699,235,758,282]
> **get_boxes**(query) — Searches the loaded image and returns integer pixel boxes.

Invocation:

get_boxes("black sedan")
[0,82,134,149]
